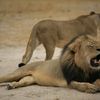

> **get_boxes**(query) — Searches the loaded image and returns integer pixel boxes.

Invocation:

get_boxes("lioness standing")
[19,11,100,67]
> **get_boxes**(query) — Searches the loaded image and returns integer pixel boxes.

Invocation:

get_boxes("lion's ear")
[68,36,85,53]
[69,41,81,53]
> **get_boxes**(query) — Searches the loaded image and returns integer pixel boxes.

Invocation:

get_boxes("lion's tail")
[22,25,40,65]
[0,68,30,83]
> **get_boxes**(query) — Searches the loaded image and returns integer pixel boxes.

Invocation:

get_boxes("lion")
[18,11,100,67]
[0,35,100,93]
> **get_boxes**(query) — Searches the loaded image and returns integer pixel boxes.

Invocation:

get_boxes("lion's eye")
[87,45,95,48]
[87,41,96,48]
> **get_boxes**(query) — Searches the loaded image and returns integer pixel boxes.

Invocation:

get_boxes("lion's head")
[73,35,100,70]
[60,34,100,83]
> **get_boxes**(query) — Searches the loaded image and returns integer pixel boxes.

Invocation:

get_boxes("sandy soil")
[0,0,100,100]
[0,46,100,100]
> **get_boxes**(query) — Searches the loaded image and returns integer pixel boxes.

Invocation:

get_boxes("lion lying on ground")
[0,35,100,93]
[18,11,100,67]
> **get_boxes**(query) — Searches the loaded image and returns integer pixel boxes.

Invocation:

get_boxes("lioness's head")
[61,35,100,72]
[89,11,100,27]
[78,11,100,30]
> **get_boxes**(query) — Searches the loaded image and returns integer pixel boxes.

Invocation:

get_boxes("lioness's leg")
[45,46,55,60]
[7,76,35,89]
[43,41,55,60]
[70,81,99,93]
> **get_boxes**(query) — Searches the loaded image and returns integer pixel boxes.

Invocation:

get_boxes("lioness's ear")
[90,11,96,15]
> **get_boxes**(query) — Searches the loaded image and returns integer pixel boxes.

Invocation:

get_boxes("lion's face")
[74,36,100,70]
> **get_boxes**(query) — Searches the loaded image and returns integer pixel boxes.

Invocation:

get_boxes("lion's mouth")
[90,54,100,67]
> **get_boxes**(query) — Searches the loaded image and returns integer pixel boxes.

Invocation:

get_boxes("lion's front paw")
[70,81,100,93]
[85,84,99,93]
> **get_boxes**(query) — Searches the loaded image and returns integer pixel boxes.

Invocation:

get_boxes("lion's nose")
[96,49,100,51]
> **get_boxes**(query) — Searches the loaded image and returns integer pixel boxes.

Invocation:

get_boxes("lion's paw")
[85,84,99,93]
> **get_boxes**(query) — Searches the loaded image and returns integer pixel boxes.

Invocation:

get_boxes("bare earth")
[0,0,100,100]
[0,46,100,100]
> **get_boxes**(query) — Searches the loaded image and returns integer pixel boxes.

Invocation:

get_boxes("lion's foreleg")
[7,76,35,90]
[69,81,99,93]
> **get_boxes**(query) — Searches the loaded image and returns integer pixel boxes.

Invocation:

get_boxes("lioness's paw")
[18,63,25,67]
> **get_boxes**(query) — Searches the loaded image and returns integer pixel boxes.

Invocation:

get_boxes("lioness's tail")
[19,25,40,67]
[0,68,30,83]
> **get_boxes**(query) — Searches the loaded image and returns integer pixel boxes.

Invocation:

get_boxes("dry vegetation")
[0,0,100,46]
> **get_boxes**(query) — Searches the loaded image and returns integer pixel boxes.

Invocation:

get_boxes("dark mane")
[60,34,100,84]
[61,58,100,84]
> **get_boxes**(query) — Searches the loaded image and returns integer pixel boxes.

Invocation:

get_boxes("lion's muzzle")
[90,54,100,68]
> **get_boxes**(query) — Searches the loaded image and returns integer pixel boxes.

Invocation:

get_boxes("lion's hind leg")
[7,76,36,90]
[70,81,100,93]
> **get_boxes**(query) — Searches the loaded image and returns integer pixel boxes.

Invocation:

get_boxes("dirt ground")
[0,0,100,100]
[0,46,100,100]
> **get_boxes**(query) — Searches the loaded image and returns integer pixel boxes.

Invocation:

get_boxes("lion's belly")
[33,71,66,87]
[32,59,66,86]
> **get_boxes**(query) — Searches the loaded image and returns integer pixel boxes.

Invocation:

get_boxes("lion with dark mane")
[0,33,100,93]
[18,11,100,67]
